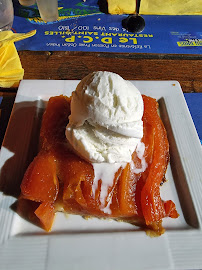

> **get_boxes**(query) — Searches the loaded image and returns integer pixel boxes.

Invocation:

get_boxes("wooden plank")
[18,51,202,93]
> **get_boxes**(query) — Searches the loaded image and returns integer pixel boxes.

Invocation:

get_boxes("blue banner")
[12,0,202,54]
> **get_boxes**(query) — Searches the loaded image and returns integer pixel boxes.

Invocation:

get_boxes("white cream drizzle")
[91,141,147,215]
[102,196,113,214]
[130,142,147,174]
[92,162,126,214]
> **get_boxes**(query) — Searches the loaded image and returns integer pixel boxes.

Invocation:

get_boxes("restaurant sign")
[13,0,202,54]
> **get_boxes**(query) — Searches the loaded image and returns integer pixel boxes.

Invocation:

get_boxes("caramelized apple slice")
[141,95,170,226]
[35,202,55,232]
[21,151,59,203]
[118,163,139,216]
[164,200,179,219]
[57,153,94,214]
[134,121,155,217]
[40,95,71,148]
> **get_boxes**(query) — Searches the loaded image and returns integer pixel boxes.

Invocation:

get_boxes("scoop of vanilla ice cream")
[66,71,144,163]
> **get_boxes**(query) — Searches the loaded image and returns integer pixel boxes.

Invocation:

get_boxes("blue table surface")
[184,93,202,143]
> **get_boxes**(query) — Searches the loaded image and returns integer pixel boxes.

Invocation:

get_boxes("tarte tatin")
[19,94,179,235]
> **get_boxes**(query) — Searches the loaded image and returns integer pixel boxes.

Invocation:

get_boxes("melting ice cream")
[66,71,144,163]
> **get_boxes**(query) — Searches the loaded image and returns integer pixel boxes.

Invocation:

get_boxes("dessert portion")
[19,71,179,235]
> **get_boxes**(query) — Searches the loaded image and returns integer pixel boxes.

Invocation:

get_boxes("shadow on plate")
[0,100,44,198]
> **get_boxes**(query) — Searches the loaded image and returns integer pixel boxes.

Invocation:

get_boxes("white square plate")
[0,80,202,270]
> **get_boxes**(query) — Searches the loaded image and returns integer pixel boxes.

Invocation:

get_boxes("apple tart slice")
[19,95,179,235]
